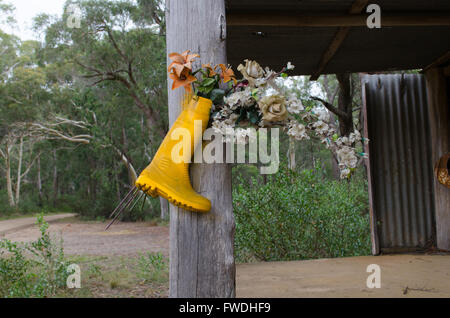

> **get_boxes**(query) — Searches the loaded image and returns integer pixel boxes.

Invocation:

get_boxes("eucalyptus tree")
[31,0,170,215]
[34,0,167,137]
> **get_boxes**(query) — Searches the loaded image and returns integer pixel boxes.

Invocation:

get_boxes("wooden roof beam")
[310,0,369,81]
[226,13,450,27]
[422,50,450,72]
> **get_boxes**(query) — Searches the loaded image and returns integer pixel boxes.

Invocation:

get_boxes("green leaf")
[248,109,260,124]
[281,73,288,78]
[210,89,225,104]
[202,78,216,87]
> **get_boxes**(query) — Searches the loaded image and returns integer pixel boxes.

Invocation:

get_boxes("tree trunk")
[52,149,58,205]
[287,138,296,171]
[166,0,235,298]
[5,144,15,207]
[336,73,354,136]
[37,155,43,206]
[327,113,341,179]
[15,136,23,206]
[331,153,340,179]
[160,197,169,220]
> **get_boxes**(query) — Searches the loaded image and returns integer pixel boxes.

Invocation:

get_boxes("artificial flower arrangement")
[107,50,370,224]
[168,50,368,180]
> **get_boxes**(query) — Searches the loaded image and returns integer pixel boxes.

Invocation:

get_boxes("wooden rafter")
[310,0,368,81]
[226,13,450,28]
[422,51,450,72]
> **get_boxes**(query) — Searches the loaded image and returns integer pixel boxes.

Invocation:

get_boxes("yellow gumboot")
[135,96,212,213]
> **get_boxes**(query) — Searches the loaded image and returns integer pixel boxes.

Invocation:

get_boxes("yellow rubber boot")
[135,96,212,213]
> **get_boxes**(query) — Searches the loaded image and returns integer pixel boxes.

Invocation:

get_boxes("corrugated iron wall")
[363,74,436,252]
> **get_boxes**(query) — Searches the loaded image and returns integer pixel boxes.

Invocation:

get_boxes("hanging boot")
[135,96,212,213]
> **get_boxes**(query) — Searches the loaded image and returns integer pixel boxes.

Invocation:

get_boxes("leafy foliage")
[233,165,371,262]
[137,252,168,284]
[0,0,167,218]
[0,214,69,297]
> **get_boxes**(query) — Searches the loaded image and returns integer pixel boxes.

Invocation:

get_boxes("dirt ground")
[4,219,169,257]
[4,219,450,298]
[237,254,450,298]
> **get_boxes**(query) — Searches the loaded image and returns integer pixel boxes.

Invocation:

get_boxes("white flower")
[314,108,330,122]
[258,94,288,122]
[313,120,329,135]
[237,59,265,87]
[255,78,268,87]
[224,93,240,109]
[264,67,275,79]
[286,62,295,70]
[212,120,226,135]
[336,136,350,146]
[340,168,351,179]
[288,122,309,141]
[224,87,254,109]
[220,107,233,117]
[213,121,234,142]
[336,146,358,169]
[224,113,239,126]
[287,98,304,114]
[348,130,361,143]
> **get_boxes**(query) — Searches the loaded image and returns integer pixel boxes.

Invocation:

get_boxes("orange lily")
[202,63,217,77]
[218,64,237,84]
[168,50,200,77]
[169,68,197,93]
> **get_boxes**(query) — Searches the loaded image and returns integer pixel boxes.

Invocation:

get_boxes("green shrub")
[137,252,168,283]
[0,214,70,297]
[233,165,371,262]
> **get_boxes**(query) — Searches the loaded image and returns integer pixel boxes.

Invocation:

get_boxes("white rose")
[237,59,265,87]
[336,146,358,169]
[288,122,309,141]
[287,98,304,114]
[258,94,288,122]
[316,108,330,122]
[313,120,329,135]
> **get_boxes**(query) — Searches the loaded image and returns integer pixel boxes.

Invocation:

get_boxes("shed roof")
[225,0,450,77]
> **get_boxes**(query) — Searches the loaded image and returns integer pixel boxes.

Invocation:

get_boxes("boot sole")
[136,179,210,213]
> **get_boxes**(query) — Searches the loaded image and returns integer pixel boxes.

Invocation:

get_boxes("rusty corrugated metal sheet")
[363,74,436,251]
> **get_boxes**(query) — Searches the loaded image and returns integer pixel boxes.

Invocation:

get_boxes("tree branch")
[311,96,351,121]
[103,24,129,63]
[20,152,41,179]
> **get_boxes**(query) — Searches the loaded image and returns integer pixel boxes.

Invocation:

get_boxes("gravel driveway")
[4,220,169,256]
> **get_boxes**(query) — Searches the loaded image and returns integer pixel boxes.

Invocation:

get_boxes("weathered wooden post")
[165,0,235,297]
[425,68,450,251]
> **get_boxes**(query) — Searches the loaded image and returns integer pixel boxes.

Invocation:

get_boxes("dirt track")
[4,219,450,297]
[4,220,169,256]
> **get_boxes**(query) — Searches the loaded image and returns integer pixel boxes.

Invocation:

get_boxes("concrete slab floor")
[236,254,450,298]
